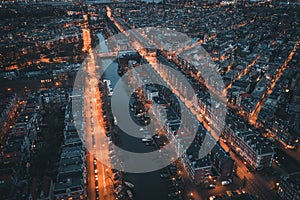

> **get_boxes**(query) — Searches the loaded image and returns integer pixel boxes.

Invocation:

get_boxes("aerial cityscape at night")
[0,0,299,200]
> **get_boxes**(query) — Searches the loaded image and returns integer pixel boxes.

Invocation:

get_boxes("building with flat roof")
[53,98,86,200]
[224,127,274,170]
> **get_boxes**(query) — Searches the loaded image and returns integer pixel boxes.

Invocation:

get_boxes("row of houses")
[0,92,18,144]
[149,86,234,185]
[53,97,86,200]
[193,85,275,171]
[223,120,274,171]
[0,94,42,199]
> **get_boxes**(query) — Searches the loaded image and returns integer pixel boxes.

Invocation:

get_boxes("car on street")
[221,180,230,186]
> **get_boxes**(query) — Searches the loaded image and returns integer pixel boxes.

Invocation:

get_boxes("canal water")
[96,33,170,200]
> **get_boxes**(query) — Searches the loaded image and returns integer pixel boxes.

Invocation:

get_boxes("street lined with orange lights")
[223,55,259,96]
[249,39,300,125]
[81,14,115,200]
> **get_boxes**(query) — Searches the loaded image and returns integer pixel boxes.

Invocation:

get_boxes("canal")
[96,33,171,200]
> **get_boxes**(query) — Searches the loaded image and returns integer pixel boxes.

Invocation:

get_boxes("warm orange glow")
[223,55,259,96]
[40,57,50,63]
[249,39,300,124]
[5,65,18,71]
[81,11,115,200]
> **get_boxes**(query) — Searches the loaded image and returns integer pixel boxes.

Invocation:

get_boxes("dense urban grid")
[0,0,299,200]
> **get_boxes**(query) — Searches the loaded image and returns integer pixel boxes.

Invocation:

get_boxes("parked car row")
[93,157,100,200]
[160,165,184,200]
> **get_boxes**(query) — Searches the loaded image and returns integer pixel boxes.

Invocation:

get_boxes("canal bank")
[97,32,171,200]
